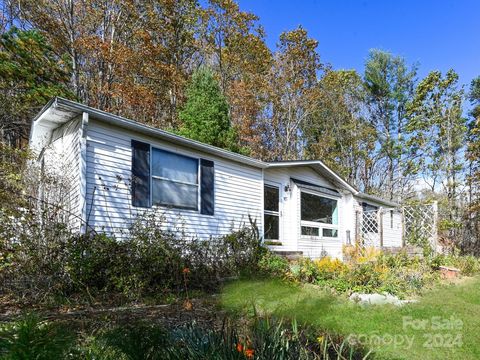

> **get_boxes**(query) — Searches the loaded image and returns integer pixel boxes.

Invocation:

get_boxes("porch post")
[379,207,384,248]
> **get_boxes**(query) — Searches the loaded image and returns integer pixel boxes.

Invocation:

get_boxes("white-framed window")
[264,184,280,240]
[151,147,199,211]
[300,190,338,238]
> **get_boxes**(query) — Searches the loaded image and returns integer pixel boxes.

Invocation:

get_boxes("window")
[264,185,279,240]
[131,141,214,213]
[301,192,338,224]
[301,226,319,236]
[323,229,338,237]
[151,148,199,210]
[264,215,279,240]
[390,210,394,229]
[300,191,338,238]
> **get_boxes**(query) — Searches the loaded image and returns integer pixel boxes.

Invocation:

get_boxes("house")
[29,97,403,259]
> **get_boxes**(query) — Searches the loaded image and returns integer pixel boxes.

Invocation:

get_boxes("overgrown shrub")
[0,208,264,304]
[429,253,480,276]
[314,257,348,280]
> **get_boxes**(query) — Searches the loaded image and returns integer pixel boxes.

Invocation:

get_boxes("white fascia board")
[355,192,399,208]
[266,161,358,194]
[31,97,268,169]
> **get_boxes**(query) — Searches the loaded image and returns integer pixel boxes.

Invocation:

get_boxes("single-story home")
[29,97,403,259]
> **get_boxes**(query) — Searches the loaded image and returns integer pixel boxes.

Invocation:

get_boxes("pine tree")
[0,27,72,146]
[178,67,239,152]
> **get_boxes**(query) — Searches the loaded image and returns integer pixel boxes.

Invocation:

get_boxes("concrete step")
[272,250,304,261]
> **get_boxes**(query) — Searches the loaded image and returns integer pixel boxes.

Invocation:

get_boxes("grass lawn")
[221,277,480,360]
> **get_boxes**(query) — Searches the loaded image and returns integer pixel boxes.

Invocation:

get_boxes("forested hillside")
[1,0,479,251]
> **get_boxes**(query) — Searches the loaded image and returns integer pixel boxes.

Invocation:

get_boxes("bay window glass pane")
[152,148,198,184]
[264,186,279,212]
[323,229,338,237]
[301,192,338,224]
[264,214,279,240]
[301,226,319,236]
[152,178,198,210]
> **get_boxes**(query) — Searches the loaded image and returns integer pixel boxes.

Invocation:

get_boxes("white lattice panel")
[360,210,380,247]
[403,203,437,243]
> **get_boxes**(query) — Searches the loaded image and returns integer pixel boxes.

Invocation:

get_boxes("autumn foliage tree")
[1,0,480,248]
[305,70,376,190]
[263,26,322,160]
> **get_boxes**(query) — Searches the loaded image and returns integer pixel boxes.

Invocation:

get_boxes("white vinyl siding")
[85,120,263,239]
[353,198,403,248]
[264,167,348,258]
[42,117,82,230]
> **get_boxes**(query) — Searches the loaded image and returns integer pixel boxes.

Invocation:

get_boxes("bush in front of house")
[0,207,264,304]
[257,247,446,298]
[258,250,290,278]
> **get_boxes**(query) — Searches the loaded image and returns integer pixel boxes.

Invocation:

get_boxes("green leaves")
[0,27,72,146]
[179,67,241,152]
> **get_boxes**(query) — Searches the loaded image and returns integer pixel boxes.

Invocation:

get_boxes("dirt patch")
[0,296,224,332]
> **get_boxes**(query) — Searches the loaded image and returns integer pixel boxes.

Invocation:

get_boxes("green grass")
[221,277,480,360]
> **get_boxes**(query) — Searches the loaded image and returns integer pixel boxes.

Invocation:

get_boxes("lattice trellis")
[355,202,438,250]
[359,210,380,247]
[403,203,437,246]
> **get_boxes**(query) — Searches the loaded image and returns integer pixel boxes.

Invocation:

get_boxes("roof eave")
[355,192,399,207]
[266,161,358,194]
[33,97,267,169]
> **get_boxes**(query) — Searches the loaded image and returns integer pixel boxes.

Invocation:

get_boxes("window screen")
[322,228,338,237]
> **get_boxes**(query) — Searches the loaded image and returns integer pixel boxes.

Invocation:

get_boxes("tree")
[178,67,239,151]
[407,70,466,232]
[304,70,377,190]
[0,27,72,146]
[364,49,417,200]
[13,0,203,128]
[263,26,322,160]
[464,76,480,253]
[201,0,272,157]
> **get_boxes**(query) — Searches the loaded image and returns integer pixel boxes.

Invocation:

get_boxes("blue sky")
[237,0,479,88]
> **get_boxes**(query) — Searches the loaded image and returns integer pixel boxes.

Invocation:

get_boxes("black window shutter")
[131,140,150,208]
[200,159,214,215]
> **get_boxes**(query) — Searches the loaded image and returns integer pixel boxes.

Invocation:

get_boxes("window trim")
[299,189,339,239]
[263,183,281,241]
[150,146,201,212]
